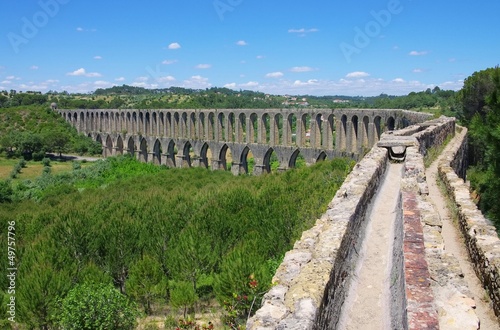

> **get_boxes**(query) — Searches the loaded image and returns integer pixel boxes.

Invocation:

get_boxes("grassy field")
[0,156,92,181]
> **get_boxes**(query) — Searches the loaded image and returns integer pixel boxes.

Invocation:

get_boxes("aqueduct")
[59,108,431,174]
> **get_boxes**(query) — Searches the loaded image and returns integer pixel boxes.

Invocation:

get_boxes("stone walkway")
[425,130,498,329]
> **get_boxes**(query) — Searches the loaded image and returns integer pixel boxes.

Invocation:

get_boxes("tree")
[469,66,500,228]
[126,255,167,315]
[57,283,139,330]
[169,281,198,319]
[456,67,496,125]
[42,128,71,157]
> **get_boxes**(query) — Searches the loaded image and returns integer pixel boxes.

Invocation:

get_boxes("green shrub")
[42,157,51,167]
[57,283,139,330]
[72,161,81,170]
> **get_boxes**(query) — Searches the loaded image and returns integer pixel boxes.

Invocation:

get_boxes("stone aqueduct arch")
[60,108,431,175]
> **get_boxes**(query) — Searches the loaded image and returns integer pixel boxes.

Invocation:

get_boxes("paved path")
[426,130,498,329]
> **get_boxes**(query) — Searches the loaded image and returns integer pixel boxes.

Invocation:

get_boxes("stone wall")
[246,146,389,329]
[247,116,464,329]
[438,127,500,321]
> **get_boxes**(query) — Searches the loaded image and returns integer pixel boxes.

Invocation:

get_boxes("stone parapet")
[438,127,500,323]
[247,146,389,330]
[248,116,470,329]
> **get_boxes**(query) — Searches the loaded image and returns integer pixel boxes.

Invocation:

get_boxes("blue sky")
[1,0,499,96]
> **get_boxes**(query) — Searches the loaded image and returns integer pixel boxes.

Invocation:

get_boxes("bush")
[57,283,139,330]
[32,150,45,161]
[0,180,13,203]
[42,157,51,167]
[72,161,81,170]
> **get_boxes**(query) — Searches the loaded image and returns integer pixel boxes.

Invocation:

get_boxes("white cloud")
[94,80,113,88]
[162,59,178,65]
[168,42,181,50]
[288,28,319,36]
[293,79,319,86]
[115,77,126,82]
[240,81,259,87]
[236,40,248,46]
[1,80,11,85]
[182,75,211,89]
[409,50,428,56]
[266,72,284,78]
[136,76,149,82]
[195,64,212,69]
[30,65,39,70]
[76,27,96,32]
[224,83,237,89]
[6,75,20,80]
[67,68,102,77]
[392,78,405,83]
[256,55,265,59]
[346,71,370,78]
[157,76,176,83]
[412,68,423,73]
[290,66,315,73]
[94,56,102,60]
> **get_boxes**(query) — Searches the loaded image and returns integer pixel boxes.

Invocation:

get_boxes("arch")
[248,113,258,143]
[139,138,148,162]
[289,149,302,168]
[217,113,225,141]
[262,148,276,173]
[166,112,172,137]
[316,151,327,162]
[165,140,176,168]
[286,113,297,146]
[105,135,113,157]
[207,112,215,140]
[274,113,284,145]
[301,113,311,147]
[198,113,206,140]
[181,112,188,138]
[79,111,85,132]
[239,146,252,174]
[227,112,235,142]
[326,114,335,149]
[127,137,135,156]
[374,116,382,141]
[95,134,102,145]
[153,139,162,165]
[261,113,271,144]
[199,143,212,169]
[237,113,246,143]
[351,115,359,152]
[152,112,157,136]
[386,116,395,131]
[312,113,323,148]
[219,143,231,171]
[173,112,180,138]
[116,135,124,155]
[132,112,138,134]
[104,112,110,132]
[362,116,370,148]
[182,141,192,167]
[159,112,165,136]
[189,113,196,139]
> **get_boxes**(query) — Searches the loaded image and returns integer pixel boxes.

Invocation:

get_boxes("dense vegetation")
[456,67,500,229]
[0,104,101,158]
[0,155,354,329]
